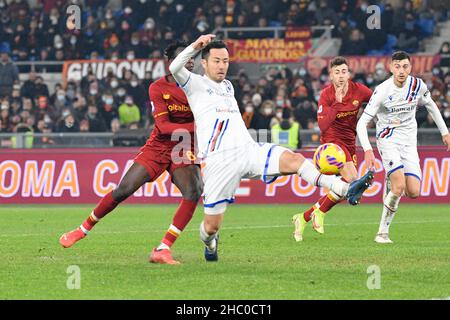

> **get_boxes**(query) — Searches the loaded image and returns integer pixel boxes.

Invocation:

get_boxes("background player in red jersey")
[59,41,203,265]
[292,57,373,241]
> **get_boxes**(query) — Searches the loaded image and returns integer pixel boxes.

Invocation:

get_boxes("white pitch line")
[1,219,450,238]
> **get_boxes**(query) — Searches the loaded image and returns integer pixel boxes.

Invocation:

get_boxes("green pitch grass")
[0,204,448,300]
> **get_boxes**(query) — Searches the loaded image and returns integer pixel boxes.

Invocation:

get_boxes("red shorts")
[322,140,357,167]
[134,143,199,182]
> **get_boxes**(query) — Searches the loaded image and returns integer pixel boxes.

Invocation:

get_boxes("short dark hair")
[164,40,188,60]
[391,51,410,62]
[201,40,228,59]
[329,56,348,69]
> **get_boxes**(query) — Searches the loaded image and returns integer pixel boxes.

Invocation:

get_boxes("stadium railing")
[214,25,333,40]
[0,129,445,149]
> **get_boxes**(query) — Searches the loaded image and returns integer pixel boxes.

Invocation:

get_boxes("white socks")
[157,243,170,251]
[378,191,401,234]
[200,221,216,251]
[297,160,348,198]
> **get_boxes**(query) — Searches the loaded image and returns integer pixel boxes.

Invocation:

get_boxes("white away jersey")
[364,75,430,145]
[179,72,254,158]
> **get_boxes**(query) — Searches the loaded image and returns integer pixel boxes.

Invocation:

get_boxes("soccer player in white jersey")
[170,34,374,261]
[357,51,450,244]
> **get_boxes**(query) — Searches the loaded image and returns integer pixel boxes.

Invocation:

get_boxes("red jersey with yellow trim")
[147,75,194,148]
[317,80,372,148]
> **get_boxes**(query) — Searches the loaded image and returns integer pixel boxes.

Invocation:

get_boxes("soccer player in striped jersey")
[170,34,374,262]
[357,51,450,244]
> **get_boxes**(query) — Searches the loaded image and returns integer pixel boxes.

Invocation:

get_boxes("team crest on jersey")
[352,100,359,106]
[163,93,170,100]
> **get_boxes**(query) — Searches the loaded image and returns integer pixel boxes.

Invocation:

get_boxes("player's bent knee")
[280,151,305,173]
[183,187,203,202]
[203,217,222,234]
[391,184,406,197]
[406,190,420,199]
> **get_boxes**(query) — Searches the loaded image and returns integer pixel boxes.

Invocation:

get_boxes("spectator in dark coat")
[0,45,19,98]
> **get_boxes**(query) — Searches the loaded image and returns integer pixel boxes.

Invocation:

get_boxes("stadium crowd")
[0,0,447,62]
[0,0,449,142]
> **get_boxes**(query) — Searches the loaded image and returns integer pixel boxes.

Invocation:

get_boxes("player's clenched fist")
[192,34,216,50]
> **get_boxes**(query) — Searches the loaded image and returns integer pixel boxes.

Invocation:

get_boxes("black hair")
[391,51,410,62]
[164,40,189,61]
[201,40,228,59]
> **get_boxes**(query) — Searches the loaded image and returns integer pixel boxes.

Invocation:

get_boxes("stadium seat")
[417,18,434,37]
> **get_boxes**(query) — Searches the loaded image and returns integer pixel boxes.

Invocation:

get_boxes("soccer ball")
[313,143,346,175]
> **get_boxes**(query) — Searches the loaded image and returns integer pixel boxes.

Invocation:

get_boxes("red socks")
[303,177,348,222]
[161,199,198,247]
[80,191,119,233]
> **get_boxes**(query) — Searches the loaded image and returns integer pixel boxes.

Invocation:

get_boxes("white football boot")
[374,233,393,244]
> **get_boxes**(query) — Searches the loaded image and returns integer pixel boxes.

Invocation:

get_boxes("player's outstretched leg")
[293,191,342,240]
[346,170,374,205]
[149,165,203,265]
[280,151,374,206]
[292,213,308,242]
[59,163,150,248]
[297,161,358,239]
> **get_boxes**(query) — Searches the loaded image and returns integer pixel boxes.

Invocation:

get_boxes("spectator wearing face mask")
[125,75,147,118]
[99,92,118,130]
[251,100,275,130]
[242,101,255,129]
[109,77,120,92]
[118,95,140,127]
[34,95,57,123]
[53,89,71,111]
[0,100,10,131]
[86,104,107,132]
[86,81,103,108]
[57,112,79,133]
[114,86,127,105]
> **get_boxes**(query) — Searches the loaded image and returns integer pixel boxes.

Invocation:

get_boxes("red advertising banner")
[1,147,448,204]
[305,55,441,78]
[226,37,312,63]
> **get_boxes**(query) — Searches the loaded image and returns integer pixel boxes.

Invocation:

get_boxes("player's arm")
[317,93,342,132]
[169,34,216,91]
[356,88,382,169]
[419,83,450,150]
[149,84,194,135]
[356,84,373,119]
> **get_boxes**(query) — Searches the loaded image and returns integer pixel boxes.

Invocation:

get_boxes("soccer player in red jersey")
[292,56,373,241]
[59,41,203,264]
